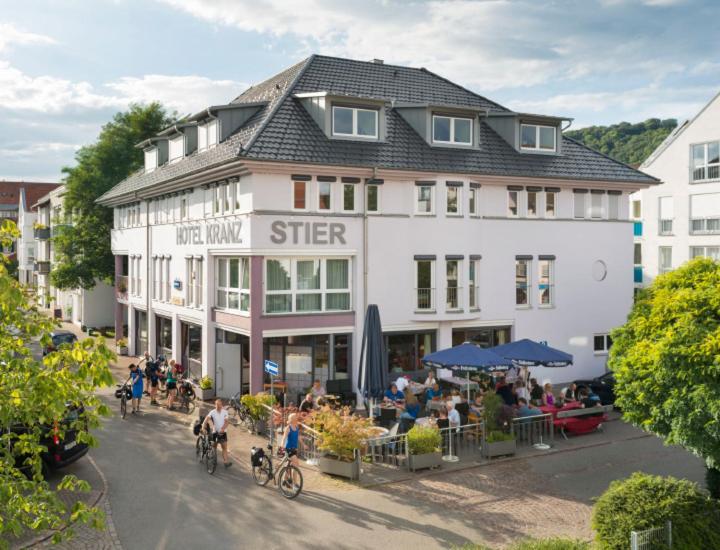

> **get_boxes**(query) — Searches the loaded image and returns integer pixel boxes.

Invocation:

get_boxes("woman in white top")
[515,379,531,402]
[424,371,436,387]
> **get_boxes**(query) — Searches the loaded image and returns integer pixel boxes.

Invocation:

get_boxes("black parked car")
[43,330,79,355]
[572,371,616,405]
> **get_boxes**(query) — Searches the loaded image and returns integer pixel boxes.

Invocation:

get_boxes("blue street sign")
[264,360,279,376]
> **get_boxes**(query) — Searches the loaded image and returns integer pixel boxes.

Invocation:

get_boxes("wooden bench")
[554,404,613,439]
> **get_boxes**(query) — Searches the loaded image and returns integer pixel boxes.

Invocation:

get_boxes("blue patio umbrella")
[490,338,573,368]
[358,304,388,415]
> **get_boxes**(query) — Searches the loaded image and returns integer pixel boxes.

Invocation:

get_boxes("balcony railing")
[33,261,50,274]
[690,217,720,235]
[658,219,673,235]
[33,227,50,240]
[116,275,128,300]
[446,286,462,311]
[415,288,435,311]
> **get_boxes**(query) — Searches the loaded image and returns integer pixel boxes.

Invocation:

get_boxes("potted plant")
[199,376,214,400]
[240,393,276,435]
[407,425,443,471]
[115,338,128,356]
[310,409,373,480]
[481,393,516,458]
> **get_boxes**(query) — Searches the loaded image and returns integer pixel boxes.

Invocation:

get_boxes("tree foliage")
[0,221,114,546]
[51,103,174,290]
[565,118,677,166]
[609,258,720,471]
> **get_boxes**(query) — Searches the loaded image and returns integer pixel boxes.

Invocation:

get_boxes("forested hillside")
[565,118,677,166]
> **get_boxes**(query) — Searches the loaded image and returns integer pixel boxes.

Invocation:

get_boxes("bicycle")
[175,382,196,415]
[250,444,303,499]
[228,392,255,432]
[115,382,131,419]
[195,429,217,474]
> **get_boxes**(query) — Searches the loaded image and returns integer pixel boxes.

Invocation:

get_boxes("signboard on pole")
[264,360,279,376]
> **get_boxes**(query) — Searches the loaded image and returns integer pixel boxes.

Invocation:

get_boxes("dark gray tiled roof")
[99,55,655,204]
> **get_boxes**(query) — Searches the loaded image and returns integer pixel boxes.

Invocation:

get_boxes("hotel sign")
[270,220,346,245]
[176,221,243,246]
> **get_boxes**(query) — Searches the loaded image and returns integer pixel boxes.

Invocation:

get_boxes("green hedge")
[455,539,589,550]
[592,472,720,550]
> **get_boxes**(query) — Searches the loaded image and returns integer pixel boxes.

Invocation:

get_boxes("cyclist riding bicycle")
[202,399,232,468]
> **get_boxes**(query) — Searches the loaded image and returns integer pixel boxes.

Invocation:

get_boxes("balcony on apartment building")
[33,226,51,240]
[116,275,128,301]
[33,260,50,274]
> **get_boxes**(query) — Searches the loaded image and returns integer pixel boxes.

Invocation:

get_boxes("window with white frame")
[264,258,351,314]
[342,183,355,212]
[366,184,379,212]
[446,183,462,215]
[608,192,620,220]
[469,258,480,309]
[515,258,530,306]
[180,196,188,220]
[318,181,332,211]
[153,256,171,302]
[198,120,219,152]
[590,192,604,219]
[415,259,434,311]
[332,106,378,139]
[216,257,249,312]
[659,246,673,274]
[129,256,142,297]
[446,258,461,311]
[545,190,557,218]
[144,147,158,173]
[632,200,642,219]
[538,258,554,306]
[593,334,612,354]
[573,192,587,218]
[213,186,222,215]
[520,124,556,151]
[415,184,435,215]
[234,180,242,211]
[689,193,720,234]
[691,141,720,182]
[432,115,472,145]
[293,181,307,210]
[469,185,479,216]
[186,257,203,308]
[164,256,171,301]
[508,190,519,217]
[691,246,720,260]
[169,135,184,163]
[223,184,232,214]
[658,196,673,235]
[527,189,538,218]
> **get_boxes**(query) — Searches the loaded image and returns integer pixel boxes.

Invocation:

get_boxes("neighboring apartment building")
[98,55,657,399]
[34,187,115,328]
[632,92,720,286]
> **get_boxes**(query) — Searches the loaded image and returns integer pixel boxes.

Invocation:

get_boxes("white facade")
[17,188,37,285]
[633,92,720,284]
[110,163,642,399]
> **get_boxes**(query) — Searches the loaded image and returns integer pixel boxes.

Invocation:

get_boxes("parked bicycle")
[228,392,255,432]
[114,382,131,419]
[175,383,196,414]
[250,444,303,499]
[195,428,217,474]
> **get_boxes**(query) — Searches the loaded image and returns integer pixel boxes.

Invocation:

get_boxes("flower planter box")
[253,419,267,436]
[200,388,214,401]
[408,451,443,472]
[116,345,128,356]
[317,455,361,480]
[483,438,516,458]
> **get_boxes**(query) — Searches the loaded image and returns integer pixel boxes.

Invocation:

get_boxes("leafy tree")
[565,118,677,166]
[0,220,115,546]
[609,258,720,496]
[51,103,174,290]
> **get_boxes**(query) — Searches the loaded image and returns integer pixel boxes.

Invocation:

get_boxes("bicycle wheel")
[277,465,303,499]
[227,406,239,426]
[243,415,256,434]
[252,455,272,486]
[185,399,196,415]
[205,446,217,474]
[120,396,127,419]
[195,436,203,462]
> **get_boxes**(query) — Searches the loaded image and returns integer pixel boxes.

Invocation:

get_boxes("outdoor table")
[405,381,426,395]
[439,376,480,392]
[414,417,437,428]
[426,400,446,412]
[539,402,606,436]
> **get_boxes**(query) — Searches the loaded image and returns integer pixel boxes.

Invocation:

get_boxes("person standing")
[165,360,178,410]
[146,357,161,406]
[128,363,144,414]
[203,399,232,468]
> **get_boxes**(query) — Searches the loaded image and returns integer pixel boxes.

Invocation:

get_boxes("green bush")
[199,376,213,390]
[240,393,276,421]
[707,466,720,499]
[485,430,514,443]
[407,425,442,455]
[454,538,589,550]
[592,472,720,550]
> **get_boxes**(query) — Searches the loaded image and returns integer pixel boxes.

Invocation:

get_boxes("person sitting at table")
[542,383,555,406]
[515,379,530,402]
[495,377,516,406]
[311,379,326,400]
[516,397,542,418]
[383,383,405,405]
[450,389,462,405]
[399,392,421,433]
[469,392,484,416]
[424,371,437,387]
[530,378,544,405]
[316,397,332,412]
[394,375,410,394]
[564,383,580,402]
[579,388,603,412]
[299,393,314,415]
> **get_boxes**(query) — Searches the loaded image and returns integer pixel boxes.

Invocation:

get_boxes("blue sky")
[1,0,718,181]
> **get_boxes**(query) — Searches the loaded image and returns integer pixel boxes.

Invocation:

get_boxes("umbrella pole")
[467,371,471,402]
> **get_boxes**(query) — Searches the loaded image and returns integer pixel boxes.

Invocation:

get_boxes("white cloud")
[0,141,79,160]
[0,22,56,52]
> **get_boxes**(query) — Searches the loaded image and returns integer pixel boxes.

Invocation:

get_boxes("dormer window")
[520,124,556,152]
[432,115,472,145]
[169,135,184,164]
[144,147,158,173]
[198,120,219,152]
[332,106,378,139]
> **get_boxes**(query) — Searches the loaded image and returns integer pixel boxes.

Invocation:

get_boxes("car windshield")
[600,372,614,383]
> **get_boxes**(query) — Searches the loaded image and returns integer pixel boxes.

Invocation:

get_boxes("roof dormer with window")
[393,103,483,149]
[295,92,386,142]
[138,138,169,173]
[486,112,569,155]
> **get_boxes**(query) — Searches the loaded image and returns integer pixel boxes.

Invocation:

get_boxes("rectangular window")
[574,193,586,219]
[590,193,604,219]
[508,191,518,217]
[520,124,556,151]
[469,259,480,310]
[318,182,332,211]
[342,184,355,212]
[416,185,434,215]
[446,185,461,215]
[632,200,642,219]
[144,148,158,173]
[515,259,530,306]
[432,115,472,145]
[197,123,208,151]
[169,135,184,163]
[186,258,203,308]
[213,186,222,215]
[293,181,307,210]
[527,191,538,218]
[659,246,673,274]
[207,120,219,148]
[608,193,619,220]
[180,197,187,220]
[216,257,250,312]
[223,184,231,213]
[659,196,673,235]
[634,243,642,265]
[446,259,461,311]
[415,260,434,311]
[332,106,378,138]
[593,334,612,354]
[691,246,720,260]
[366,185,379,212]
[264,258,351,314]
[545,191,556,218]
[469,187,479,216]
[538,259,554,306]
[691,141,720,182]
[235,180,242,210]
[153,258,160,300]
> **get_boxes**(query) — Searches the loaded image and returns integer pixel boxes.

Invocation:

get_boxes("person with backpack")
[145,356,161,406]
[128,363,144,414]
[165,359,179,410]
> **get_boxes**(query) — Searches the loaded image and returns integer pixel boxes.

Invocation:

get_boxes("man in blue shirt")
[517,398,542,418]
[383,383,405,404]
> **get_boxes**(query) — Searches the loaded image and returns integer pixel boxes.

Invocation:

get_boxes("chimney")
[371,58,384,64]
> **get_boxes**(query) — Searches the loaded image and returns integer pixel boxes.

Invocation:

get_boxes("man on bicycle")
[202,399,232,468]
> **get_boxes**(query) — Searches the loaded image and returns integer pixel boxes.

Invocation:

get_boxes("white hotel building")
[98,55,657,400]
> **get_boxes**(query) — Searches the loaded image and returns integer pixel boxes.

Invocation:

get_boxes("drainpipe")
[144,193,151,355]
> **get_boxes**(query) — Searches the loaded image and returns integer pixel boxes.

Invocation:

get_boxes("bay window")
[216,257,250,312]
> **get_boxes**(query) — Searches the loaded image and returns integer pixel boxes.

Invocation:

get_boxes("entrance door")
[181,322,202,379]
[135,310,148,355]
[214,329,250,398]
